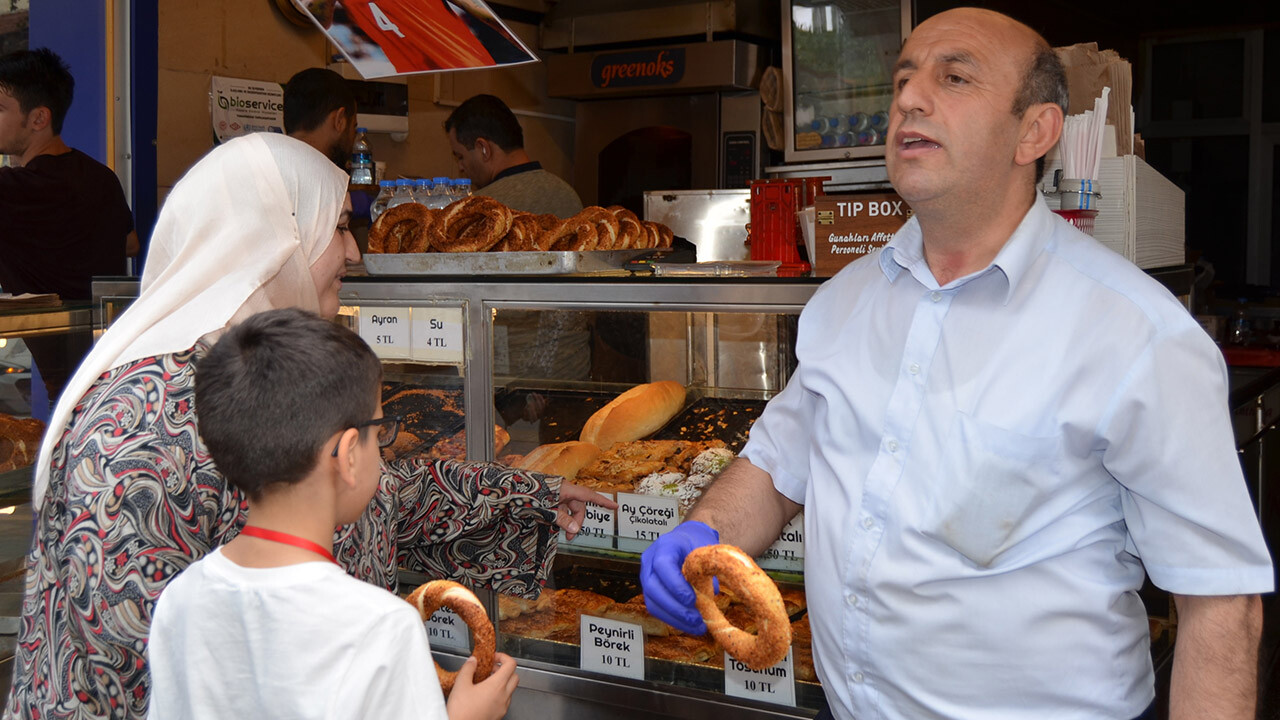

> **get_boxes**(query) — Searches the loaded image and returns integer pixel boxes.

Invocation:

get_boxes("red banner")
[294,0,538,78]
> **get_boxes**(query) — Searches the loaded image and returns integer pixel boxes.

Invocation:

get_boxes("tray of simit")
[363,249,665,276]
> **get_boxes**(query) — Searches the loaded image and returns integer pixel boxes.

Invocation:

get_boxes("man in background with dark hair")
[283,67,357,169]
[445,93,582,218]
[641,9,1270,720]
[0,47,136,412]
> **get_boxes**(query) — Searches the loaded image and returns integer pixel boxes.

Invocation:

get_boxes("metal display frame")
[341,276,823,720]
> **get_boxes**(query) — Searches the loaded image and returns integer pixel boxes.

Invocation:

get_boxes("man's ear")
[26,106,51,133]
[1015,102,1064,170]
[475,137,493,162]
[330,107,352,135]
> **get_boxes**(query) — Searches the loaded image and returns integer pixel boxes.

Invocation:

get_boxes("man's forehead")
[897,10,1033,71]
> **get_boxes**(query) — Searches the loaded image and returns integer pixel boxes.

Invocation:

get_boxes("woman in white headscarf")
[6,133,608,720]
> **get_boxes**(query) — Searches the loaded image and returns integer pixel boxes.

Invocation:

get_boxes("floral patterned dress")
[5,343,559,719]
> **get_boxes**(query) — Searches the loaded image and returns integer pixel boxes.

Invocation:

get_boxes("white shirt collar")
[880,194,1056,305]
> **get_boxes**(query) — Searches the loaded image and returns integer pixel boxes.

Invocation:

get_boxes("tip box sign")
[813,193,912,276]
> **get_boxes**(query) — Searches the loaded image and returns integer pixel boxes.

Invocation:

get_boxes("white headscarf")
[33,132,350,509]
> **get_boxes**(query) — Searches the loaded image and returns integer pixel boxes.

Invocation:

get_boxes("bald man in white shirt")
[640,9,1271,720]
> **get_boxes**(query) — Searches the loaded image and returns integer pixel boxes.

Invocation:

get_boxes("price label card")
[424,608,470,652]
[725,647,796,707]
[411,307,464,365]
[616,493,679,553]
[559,500,615,550]
[358,307,411,360]
[579,615,644,680]
[759,513,804,564]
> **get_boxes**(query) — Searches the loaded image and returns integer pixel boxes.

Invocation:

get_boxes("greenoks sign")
[590,48,685,89]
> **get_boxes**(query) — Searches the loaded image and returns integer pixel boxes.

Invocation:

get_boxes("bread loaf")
[516,441,602,480]
[579,381,686,450]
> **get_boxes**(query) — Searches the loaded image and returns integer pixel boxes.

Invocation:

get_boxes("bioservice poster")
[292,0,538,79]
[209,76,285,143]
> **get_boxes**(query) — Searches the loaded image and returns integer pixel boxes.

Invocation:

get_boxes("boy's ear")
[331,427,361,489]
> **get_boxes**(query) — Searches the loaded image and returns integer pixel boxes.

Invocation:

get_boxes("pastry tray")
[651,396,768,453]
[364,249,663,276]
[495,557,822,705]
[496,387,769,452]
[380,380,467,456]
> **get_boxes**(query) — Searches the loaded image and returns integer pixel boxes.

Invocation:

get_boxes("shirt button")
[862,516,875,530]
[931,292,942,302]
[846,593,858,606]
[886,439,899,452]
[853,672,865,683]
[908,363,920,375]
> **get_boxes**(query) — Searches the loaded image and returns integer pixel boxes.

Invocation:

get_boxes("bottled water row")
[809,111,890,135]
[806,111,890,148]
[370,177,474,222]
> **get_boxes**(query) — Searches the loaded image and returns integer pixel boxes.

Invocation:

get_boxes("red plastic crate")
[749,179,810,275]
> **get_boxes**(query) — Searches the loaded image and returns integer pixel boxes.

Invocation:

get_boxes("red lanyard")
[239,525,338,565]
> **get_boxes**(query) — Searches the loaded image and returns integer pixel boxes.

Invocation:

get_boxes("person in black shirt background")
[0,48,137,414]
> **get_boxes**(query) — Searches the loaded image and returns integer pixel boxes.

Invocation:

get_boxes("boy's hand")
[556,482,619,540]
[447,652,518,720]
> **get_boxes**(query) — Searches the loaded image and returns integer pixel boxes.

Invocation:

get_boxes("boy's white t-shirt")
[147,548,447,719]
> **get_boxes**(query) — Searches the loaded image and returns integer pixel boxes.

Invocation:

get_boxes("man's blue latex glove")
[640,521,719,635]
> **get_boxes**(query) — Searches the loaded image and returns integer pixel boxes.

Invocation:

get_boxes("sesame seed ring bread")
[540,214,600,251]
[682,544,792,670]
[646,221,675,248]
[607,206,645,250]
[577,206,622,250]
[499,213,545,252]
[368,203,436,253]
[406,580,496,694]
[428,195,513,253]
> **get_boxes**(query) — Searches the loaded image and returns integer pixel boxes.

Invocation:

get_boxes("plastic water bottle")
[848,112,871,133]
[349,127,374,185]
[386,178,415,210]
[812,116,847,134]
[870,111,890,133]
[414,179,433,205]
[856,128,883,146]
[454,178,472,198]
[370,180,395,222]
[423,177,453,210]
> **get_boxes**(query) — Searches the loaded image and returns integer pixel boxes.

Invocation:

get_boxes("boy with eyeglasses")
[146,308,518,720]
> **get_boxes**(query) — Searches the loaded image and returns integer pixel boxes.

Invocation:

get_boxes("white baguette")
[516,441,602,480]
[579,381,686,450]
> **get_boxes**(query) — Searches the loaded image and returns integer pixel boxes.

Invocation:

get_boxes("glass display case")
[781,0,912,163]
[0,302,95,506]
[341,277,824,720]
[86,275,1188,718]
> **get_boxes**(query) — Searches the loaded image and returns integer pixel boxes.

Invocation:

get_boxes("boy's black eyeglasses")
[331,416,401,457]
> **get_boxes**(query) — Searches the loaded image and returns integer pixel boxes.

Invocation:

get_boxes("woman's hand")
[555,481,619,539]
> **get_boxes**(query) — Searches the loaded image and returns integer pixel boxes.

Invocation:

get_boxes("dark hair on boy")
[195,308,383,500]
[444,94,524,152]
[0,48,75,135]
[282,68,357,135]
